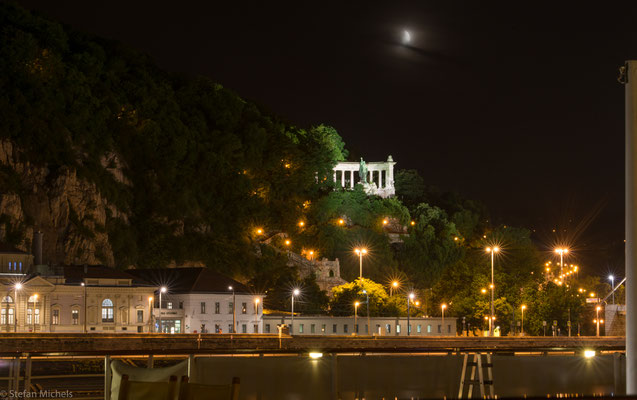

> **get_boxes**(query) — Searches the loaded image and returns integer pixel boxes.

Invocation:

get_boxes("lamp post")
[81,282,87,334]
[521,305,526,336]
[354,248,368,279]
[148,296,153,333]
[485,247,499,336]
[158,286,167,333]
[363,289,370,335]
[555,248,569,278]
[354,301,360,335]
[441,304,447,335]
[32,294,38,331]
[609,275,615,305]
[291,289,300,334]
[596,306,602,336]
[407,293,415,336]
[390,281,399,297]
[254,298,260,333]
[14,283,21,333]
[228,286,236,333]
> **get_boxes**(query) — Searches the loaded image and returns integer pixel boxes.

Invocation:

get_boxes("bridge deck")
[0,334,625,356]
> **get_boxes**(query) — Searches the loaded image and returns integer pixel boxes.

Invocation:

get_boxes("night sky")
[13,1,637,277]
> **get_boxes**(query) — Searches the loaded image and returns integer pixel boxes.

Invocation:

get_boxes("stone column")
[340,170,345,187]
[388,164,394,187]
[350,170,354,188]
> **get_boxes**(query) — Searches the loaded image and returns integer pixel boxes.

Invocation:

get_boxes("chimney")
[33,231,43,266]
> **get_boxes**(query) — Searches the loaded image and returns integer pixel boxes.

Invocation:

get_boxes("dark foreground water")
[192,353,624,400]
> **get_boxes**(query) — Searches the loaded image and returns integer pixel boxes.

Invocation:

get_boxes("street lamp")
[14,283,21,332]
[407,293,415,336]
[390,281,399,297]
[32,294,38,331]
[354,301,360,335]
[485,246,499,336]
[609,275,615,305]
[521,305,526,336]
[555,248,569,277]
[148,296,153,333]
[81,282,87,334]
[354,248,368,279]
[291,289,300,334]
[228,286,236,333]
[158,286,167,333]
[254,298,260,332]
[595,306,603,337]
[362,289,370,335]
[441,304,447,335]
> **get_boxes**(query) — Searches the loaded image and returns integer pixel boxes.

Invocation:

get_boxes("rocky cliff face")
[0,140,127,266]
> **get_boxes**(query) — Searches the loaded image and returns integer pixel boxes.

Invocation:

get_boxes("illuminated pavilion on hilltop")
[332,156,396,198]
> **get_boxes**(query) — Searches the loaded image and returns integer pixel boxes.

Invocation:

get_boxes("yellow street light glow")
[590,292,595,297]
[15,283,22,290]
[441,304,447,310]
[293,289,300,296]
[338,219,345,225]
[521,305,526,310]
[285,239,291,246]
[392,281,399,288]
[486,247,491,252]
[410,221,416,226]
[409,293,415,300]
[584,350,596,358]
[354,248,368,255]
[454,237,459,241]
[354,301,360,307]
[489,284,494,289]
[309,250,314,255]
[148,296,153,301]
[255,298,260,305]
[493,246,499,252]
[481,288,487,294]
[309,352,323,359]
[596,306,601,311]
[298,221,305,227]
[415,301,420,306]
[256,228,263,235]
[383,219,389,225]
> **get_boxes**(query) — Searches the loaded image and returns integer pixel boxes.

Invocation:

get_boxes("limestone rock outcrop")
[0,140,127,266]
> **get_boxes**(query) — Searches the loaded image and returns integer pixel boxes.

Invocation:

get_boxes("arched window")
[28,295,39,303]
[2,296,13,303]
[329,269,335,278]
[102,299,114,322]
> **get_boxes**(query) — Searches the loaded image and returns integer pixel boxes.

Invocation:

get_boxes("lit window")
[137,310,143,323]
[167,302,173,310]
[242,302,247,314]
[201,302,206,314]
[52,309,59,325]
[102,299,114,322]
[215,302,220,314]
[299,324,304,333]
[72,310,79,325]
[1,309,5,325]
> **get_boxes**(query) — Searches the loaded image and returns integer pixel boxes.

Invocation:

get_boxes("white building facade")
[128,267,264,334]
[263,315,457,336]
[0,265,155,333]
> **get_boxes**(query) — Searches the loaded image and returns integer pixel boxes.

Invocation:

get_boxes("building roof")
[0,243,28,254]
[126,267,251,294]
[63,265,150,285]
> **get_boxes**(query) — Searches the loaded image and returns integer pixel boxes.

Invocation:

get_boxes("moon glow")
[402,30,411,45]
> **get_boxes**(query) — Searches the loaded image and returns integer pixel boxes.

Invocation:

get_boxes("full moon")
[402,30,411,45]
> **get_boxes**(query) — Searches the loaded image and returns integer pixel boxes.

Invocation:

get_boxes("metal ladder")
[458,353,495,399]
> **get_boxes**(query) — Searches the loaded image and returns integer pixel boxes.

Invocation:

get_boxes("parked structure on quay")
[263,314,457,336]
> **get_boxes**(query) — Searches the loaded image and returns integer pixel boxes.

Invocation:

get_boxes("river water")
[192,352,624,399]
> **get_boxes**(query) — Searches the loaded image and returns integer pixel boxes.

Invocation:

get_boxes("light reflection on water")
[192,353,622,399]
